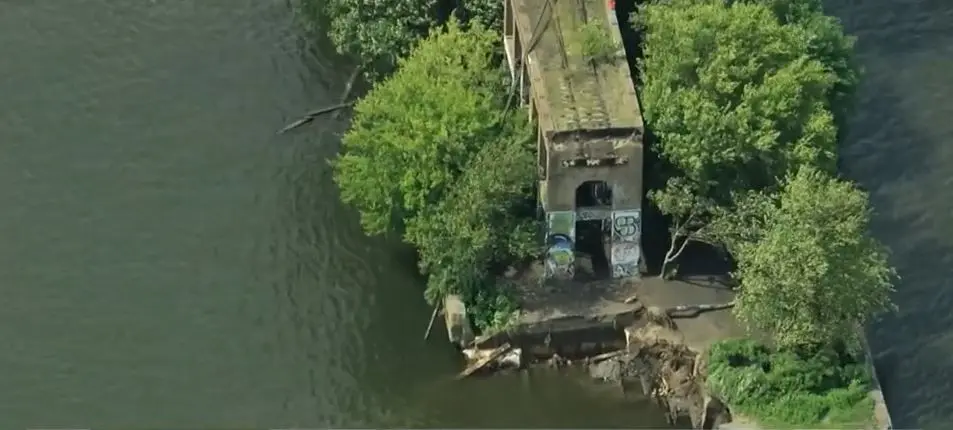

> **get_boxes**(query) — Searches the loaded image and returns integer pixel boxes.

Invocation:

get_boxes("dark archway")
[575,180,612,208]
[574,181,611,279]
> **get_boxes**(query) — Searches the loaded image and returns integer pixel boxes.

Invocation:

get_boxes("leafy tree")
[321,0,438,78]
[297,0,507,80]
[635,0,839,197]
[725,167,896,347]
[648,177,717,278]
[332,20,538,324]
[451,0,505,30]
[333,20,510,236]
[747,0,861,124]
[406,116,538,304]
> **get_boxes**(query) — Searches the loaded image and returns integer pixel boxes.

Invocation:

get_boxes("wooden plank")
[456,343,513,380]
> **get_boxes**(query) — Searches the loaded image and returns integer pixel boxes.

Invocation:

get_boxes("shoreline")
[445,276,895,429]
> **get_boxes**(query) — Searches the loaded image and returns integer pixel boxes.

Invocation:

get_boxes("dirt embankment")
[587,319,732,429]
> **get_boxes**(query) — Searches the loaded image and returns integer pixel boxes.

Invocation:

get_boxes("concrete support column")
[543,211,576,280]
[609,209,642,279]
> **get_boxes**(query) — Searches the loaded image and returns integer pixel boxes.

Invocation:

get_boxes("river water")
[0,1,670,427]
[0,0,950,428]
[829,1,953,428]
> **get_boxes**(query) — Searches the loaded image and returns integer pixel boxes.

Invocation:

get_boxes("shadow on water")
[823,1,953,427]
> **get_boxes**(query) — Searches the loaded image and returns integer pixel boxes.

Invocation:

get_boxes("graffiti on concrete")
[545,211,576,279]
[612,209,641,241]
[611,242,640,278]
[611,209,641,278]
[575,206,611,222]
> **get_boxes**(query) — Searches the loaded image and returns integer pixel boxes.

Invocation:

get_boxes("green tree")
[320,0,438,78]
[406,116,538,305]
[452,0,505,30]
[332,20,538,320]
[333,20,510,236]
[636,0,839,196]
[725,167,896,347]
[749,0,861,123]
[297,0,507,80]
[648,177,717,278]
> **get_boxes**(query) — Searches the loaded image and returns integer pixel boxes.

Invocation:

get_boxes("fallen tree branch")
[332,66,362,120]
[276,101,355,134]
[423,301,443,341]
[665,301,735,319]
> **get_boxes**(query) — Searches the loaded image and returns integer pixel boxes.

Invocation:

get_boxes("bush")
[706,338,874,428]
[465,282,520,332]
[578,21,618,64]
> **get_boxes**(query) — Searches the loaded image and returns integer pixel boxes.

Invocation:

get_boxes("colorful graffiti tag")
[610,209,641,278]
[545,211,576,279]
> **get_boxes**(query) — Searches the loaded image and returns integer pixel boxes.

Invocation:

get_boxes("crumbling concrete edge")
[472,310,639,347]
[443,294,474,348]
[861,335,894,430]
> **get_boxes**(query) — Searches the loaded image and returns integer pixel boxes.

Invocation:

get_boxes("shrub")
[706,338,874,428]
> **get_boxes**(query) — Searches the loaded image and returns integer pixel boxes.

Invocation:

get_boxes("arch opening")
[573,180,612,280]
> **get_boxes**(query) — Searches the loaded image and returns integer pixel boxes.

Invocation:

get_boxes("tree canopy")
[300,0,506,79]
[720,167,896,347]
[321,0,436,77]
[333,20,510,235]
[748,0,860,123]
[636,0,840,196]
[407,118,539,305]
[332,20,537,309]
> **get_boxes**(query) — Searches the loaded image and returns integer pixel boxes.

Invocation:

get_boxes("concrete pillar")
[543,211,576,280]
[609,209,642,279]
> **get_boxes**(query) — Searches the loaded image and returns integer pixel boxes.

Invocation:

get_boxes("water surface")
[0,1,671,427]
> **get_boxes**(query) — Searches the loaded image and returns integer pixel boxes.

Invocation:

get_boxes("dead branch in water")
[332,67,362,120]
[277,66,363,135]
[423,301,443,341]
[276,101,355,134]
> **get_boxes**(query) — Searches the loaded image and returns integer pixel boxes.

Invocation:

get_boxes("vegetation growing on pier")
[707,338,874,427]
[331,21,536,331]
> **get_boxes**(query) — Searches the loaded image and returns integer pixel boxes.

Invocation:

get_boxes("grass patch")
[706,338,874,429]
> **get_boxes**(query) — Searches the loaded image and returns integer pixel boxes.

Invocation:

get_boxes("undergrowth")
[706,338,874,428]
[464,280,519,333]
